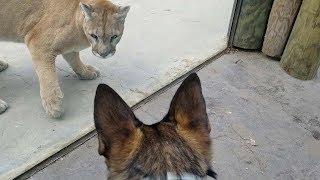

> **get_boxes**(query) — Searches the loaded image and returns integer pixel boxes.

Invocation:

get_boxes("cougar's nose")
[100,49,116,58]
[99,51,110,58]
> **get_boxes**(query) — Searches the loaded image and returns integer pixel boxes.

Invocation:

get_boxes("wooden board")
[280,0,320,80]
[233,0,274,50]
[262,0,302,58]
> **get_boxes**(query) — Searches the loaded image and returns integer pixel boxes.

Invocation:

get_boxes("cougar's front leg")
[62,52,100,80]
[28,48,64,118]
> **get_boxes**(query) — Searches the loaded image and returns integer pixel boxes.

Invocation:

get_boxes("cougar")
[0,0,130,118]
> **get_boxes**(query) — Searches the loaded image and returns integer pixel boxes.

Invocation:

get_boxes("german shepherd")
[94,73,217,179]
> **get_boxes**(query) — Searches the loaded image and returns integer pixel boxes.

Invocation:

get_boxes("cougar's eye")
[90,34,98,40]
[111,35,118,41]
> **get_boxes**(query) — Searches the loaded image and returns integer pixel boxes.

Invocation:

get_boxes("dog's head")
[94,73,216,179]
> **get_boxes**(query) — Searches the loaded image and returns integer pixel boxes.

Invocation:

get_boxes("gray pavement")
[29,52,320,180]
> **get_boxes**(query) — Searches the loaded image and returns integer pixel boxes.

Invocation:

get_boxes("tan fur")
[176,112,212,160]
[0,0,129,117]
[107,129,142,175]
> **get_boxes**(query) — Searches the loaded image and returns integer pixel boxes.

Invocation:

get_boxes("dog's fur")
[0,0,129,117]
[94,73,216,179]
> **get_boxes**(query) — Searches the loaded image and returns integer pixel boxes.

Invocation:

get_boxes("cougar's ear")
[168,73,210,132]
[94,84,140,157]
[80,2,93,21]
[116,6,130,21]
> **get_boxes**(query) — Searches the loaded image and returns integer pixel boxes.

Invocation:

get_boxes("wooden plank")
[233,0,274,50]
[262,0,302,58]
[280,0,320,80]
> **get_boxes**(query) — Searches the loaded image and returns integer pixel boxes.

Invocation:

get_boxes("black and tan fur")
[94,73,216,179]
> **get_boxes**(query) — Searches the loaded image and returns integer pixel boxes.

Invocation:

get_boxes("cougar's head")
[80,1,130,58]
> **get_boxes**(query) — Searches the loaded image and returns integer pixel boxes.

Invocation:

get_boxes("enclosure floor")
[0,0,234,178]
[30,52,320,180]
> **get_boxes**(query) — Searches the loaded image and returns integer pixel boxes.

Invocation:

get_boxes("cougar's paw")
[0,99,8,114]
[77,65,100,80]
[41,88,64,118]
[0,61,8,72]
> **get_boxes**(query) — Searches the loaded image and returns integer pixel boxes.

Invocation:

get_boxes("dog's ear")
[168,73,210,132]
[94,84,140,158]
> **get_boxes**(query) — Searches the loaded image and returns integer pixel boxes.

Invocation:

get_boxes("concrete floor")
[0,0,235,179]
[28,52,320,180]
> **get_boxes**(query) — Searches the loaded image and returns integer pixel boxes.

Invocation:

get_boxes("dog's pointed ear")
[168,73,210,132]
[94,84,140,157]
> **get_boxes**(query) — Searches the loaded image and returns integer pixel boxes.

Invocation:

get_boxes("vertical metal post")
[227,0,244,47]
